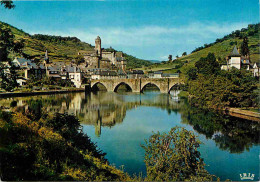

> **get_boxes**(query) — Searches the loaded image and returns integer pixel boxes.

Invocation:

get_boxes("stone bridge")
[90,78,183,93]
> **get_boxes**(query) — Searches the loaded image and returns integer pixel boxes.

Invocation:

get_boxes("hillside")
[0,21,152,68]
[140,23,260,73]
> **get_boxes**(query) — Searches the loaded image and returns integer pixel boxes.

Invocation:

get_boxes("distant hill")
[0,21,152,69]
[141,23,260,73]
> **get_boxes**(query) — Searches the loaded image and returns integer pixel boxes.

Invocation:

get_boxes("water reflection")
[0,91,259,180]
[0,91,259,153]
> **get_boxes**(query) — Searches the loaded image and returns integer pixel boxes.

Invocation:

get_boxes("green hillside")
[141,23,260,73]
[0,21,152,68]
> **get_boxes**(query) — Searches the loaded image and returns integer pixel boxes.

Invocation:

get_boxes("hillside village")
[0,23,259,90]
[3,42,259,90]
[3,36,179,89]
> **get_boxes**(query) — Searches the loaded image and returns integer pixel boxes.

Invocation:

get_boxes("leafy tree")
[240,36,249,57]
[0,0,15,9]
[182,52,187,56]
[75,54,85,65]
[176,55,179,59]
[142,126,215,181]
[186,67,198,80]
[195,53,220,75]
[168,54,172,61]
[0,61,19,91]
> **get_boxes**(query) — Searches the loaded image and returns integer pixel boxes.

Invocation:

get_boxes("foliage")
[75,54,85,65]
[191,24,259,54]
[0,62,19,92]
[32,34,81,43]
[179,102,260,153]
[0,110,130,181]
[195,53,220,75]
[186,53,258,109]
[0,24,24,62]
[168,54,172,61]
[142,126,215,181]
[124,53,152,69]
[0,0,15,9]
[240,36,249,57]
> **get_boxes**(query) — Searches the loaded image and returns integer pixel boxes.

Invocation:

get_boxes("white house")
[251,63,260,77]
[228,46,241,70]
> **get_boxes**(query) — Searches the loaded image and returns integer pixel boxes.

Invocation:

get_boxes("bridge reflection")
[0,91,259,153]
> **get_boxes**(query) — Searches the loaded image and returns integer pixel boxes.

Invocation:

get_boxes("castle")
[78,36,126,71]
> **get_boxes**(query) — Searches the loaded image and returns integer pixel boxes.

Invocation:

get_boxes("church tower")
[95,36,101,56]
[44,49,49,64]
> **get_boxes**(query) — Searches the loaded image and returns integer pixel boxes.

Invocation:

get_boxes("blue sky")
[0,0,259,60]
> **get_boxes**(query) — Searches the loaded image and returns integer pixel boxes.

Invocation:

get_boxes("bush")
[142,126,215,181]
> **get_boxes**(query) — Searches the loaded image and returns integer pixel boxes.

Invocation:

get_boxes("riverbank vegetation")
[184,53,258,110]
[142,127,216,181]
[0,110,130,181]
[0,102,217,181]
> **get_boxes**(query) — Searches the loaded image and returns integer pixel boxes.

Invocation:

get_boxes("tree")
[241,36,249,57]
[0,24,24,91]
[0,0,15,9]
[182,52,187,56]
[186,67,198,80]
[75,55,85,65]
[142,126,215,181]
[176,55,179,59]
[168,55,172,62]
[195,53,220,75]
[0,25,24,62]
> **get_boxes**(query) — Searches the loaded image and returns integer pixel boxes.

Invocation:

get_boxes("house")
[91,70,118,80]
[132,70,145,78]
[63,65,84,88]
[221,46,253,71]
[23,62,46,79]
[46,66,61,80]
[251,63,260,77]
[227,46,241,70]
[162,73,179,78]
[153,71,163,78]
[12,57,32,67]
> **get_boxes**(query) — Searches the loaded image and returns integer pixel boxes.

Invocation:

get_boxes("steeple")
[230,46,240,57]
[44,49,49,64]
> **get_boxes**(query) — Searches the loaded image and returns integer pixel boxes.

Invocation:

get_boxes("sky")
[0,0,259,61]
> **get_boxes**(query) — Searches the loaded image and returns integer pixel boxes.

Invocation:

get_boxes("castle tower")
[95,36,101,56]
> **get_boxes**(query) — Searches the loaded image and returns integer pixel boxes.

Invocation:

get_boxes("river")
[0,91,259,181]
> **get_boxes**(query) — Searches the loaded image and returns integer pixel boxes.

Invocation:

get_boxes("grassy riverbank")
[0,110,130,181]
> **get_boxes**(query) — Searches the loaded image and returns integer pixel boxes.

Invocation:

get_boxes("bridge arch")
[168,83,182,93]
[141,82,161,93]
[92,82,108,92]
[113,82,133,92]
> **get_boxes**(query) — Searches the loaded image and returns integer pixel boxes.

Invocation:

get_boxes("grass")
[1,21,152,68]
[139,24,259,73]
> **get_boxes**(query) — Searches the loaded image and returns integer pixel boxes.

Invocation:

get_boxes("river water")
[1,91,259,181]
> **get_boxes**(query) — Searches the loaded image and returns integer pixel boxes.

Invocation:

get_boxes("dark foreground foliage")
[142,126,216,181]
[0,110,129,181]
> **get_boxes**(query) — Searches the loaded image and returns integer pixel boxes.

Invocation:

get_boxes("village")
[3,36,259,90]
[2,36,180,89]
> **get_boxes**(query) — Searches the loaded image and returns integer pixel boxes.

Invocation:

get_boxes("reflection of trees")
[1,92,259,153]
[179,102,260,153]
